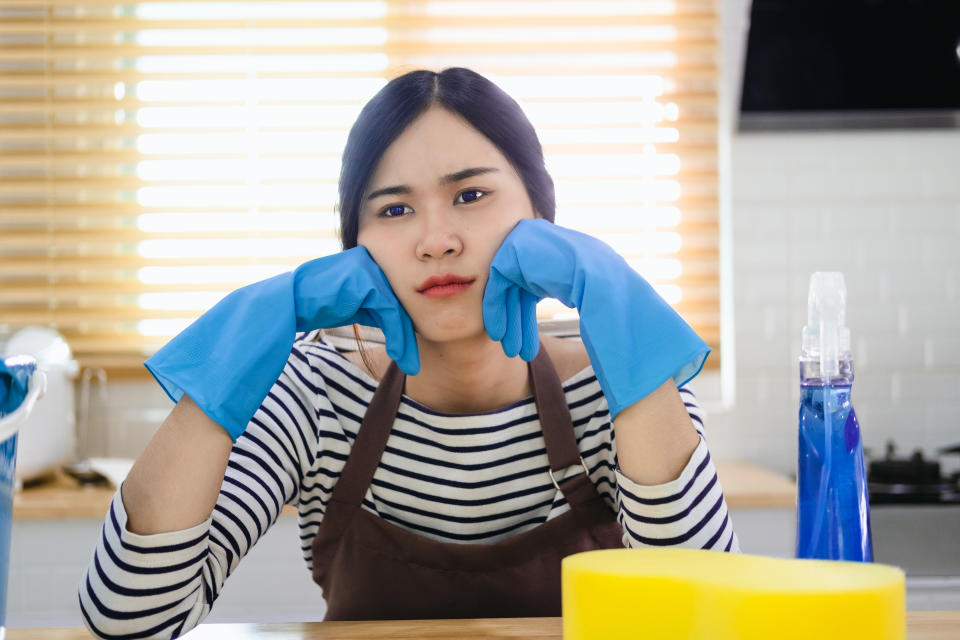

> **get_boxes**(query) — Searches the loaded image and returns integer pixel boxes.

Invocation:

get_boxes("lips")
[417,273,475,293]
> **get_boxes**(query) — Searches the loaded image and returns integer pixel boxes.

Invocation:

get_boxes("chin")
[414,312,485,344]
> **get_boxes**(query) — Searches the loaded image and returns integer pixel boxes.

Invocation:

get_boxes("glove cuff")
[144,272,298,441]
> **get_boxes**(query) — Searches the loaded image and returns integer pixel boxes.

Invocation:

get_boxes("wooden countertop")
[715,459,796,509]
[13,470,118,521]
[12,460,795,521]
[8,612,959,639]
[12,469,300,520]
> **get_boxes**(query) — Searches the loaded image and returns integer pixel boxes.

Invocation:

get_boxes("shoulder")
[539,335,592,382]
[339,341,391,382]
[290,330,368,387]
[292,330,344,365]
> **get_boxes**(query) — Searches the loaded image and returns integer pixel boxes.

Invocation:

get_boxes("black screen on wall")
[739,0,960,128]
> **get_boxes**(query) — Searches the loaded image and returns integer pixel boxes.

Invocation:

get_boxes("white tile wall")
[71,378,170,460]
[699,129,960,477]
[707,0,960,477]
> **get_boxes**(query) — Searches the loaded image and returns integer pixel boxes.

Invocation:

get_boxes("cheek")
[357,220,386,259]
[357,232,399,282]
[481,212,526,256]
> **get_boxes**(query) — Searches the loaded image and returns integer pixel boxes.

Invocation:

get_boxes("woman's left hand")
[482,218,711,420]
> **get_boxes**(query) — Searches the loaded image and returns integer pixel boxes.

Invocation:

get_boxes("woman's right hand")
[145,246,418,441]
[294,246,420,375]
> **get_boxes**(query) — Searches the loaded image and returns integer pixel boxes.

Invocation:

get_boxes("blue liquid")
[0,433,14,629]
[796,383,874,561]
[0,358,33,630]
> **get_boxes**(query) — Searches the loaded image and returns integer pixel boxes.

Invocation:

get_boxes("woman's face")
[356,105,539,343]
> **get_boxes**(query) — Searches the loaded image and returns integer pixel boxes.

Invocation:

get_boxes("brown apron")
[311,346,624,621]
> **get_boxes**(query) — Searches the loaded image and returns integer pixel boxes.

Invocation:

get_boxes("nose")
[415,209,463,260]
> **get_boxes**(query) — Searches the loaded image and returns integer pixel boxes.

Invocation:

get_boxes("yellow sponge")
[562,549,905,640]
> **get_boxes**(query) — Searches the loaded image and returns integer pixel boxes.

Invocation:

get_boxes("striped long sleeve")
[79,331,738,639]
[613,387,741,552]
[78,349,316,639]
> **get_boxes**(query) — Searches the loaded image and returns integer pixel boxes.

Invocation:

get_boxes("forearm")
[612,378,701,486]
[121,393,234,535]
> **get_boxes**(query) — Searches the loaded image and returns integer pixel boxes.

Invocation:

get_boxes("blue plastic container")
[795,273,874,561]
[797,376,874,560]
[0,356,44,633]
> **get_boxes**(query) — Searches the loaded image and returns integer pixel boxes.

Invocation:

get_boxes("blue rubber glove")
[0,357,36,417]
[482,218,710,420]
[145,246,419,441]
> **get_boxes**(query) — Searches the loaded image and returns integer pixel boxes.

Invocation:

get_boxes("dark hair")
[338,67,556,248]
[334,67,556,375]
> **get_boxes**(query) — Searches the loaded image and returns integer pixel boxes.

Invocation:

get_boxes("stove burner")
[867,440,960,505]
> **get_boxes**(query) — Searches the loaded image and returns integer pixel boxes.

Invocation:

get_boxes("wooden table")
[8,612,960,639]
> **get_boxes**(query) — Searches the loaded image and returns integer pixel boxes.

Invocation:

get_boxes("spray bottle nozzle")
[801,272,851,381]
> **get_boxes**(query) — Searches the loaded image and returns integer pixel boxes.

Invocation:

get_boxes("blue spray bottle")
[796,272,874,561]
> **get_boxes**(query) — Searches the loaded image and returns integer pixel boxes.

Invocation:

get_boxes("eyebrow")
[365,166,500,201]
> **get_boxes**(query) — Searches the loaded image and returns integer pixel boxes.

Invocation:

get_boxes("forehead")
[366,106,512,190]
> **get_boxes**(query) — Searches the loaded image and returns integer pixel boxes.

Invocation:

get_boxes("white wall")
[708,129,960,476]
[698,0,960,476]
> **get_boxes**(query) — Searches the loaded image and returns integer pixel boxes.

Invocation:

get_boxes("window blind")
[0,0,721,378]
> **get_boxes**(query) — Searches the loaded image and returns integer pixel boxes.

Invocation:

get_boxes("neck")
[404,333,532,414]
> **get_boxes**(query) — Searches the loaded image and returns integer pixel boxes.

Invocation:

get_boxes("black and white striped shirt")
[79,330,740,639]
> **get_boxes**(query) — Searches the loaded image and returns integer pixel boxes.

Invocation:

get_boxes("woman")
[79,67,739,638]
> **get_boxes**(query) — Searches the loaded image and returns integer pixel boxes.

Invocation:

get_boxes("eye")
[456,188,488,204]
[378,203,413,218]
[376,189,488,219]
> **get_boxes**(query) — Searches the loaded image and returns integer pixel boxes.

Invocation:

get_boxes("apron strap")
[330,344,599,509]
[328,355,406,507]
[529,347,584,471]
[529,347,599,509]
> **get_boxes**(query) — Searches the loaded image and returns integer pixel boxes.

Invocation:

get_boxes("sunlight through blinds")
[0,0,721,376]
